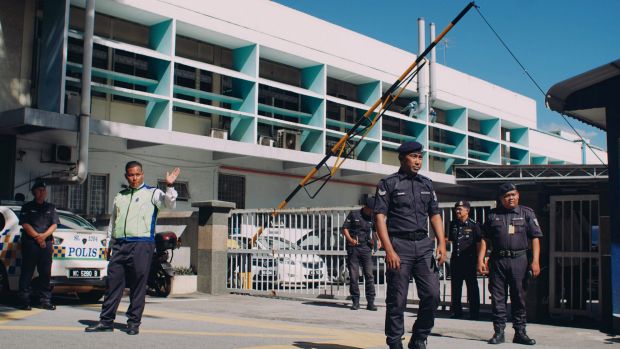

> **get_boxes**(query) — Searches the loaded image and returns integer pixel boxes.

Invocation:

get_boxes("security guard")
[18,180,59,310]
[478,183,541,345]
[375,141,447,349]
[343,196,378,311]
[86,161,179,335]
[447,200,481,320]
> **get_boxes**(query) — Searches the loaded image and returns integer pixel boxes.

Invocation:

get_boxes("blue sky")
[273,0,619,149]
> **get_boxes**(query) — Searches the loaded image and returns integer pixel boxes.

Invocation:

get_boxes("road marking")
[146,298,209,303]
[0,325,317,338]
[0,309,43,324]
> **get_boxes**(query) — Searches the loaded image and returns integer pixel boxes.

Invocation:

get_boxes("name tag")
[396,192,406,196]
[421,191,431,195]
[508,224,515,235]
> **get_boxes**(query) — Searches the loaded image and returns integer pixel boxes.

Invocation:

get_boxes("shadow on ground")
[293,342,362,349]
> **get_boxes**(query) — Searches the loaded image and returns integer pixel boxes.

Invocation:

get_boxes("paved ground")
[0,293,617,349]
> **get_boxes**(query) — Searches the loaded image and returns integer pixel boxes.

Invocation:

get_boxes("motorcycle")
[147,232,178,297]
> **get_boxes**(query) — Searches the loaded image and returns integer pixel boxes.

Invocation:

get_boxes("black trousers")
[19,239,53,305]
[385,237,439,347]
[489,254,528,332]
[450,256,480,317]
[100,241,154,327]
[346,243,375,301]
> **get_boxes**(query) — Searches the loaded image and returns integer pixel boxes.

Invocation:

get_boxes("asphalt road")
[0,293,617,349]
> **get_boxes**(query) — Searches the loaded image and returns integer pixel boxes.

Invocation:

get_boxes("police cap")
[497,182,517,197]
[364,196,376,210]
[396,141,423,154]
[454,200,470,209]
[31,180,46,191]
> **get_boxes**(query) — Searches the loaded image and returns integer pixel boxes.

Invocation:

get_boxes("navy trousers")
[489,254,528,332]
[385,237,440,348]
[346,243,375,301]
[100,240,154,327]
[450,256,480,317]
[19,239,53,305]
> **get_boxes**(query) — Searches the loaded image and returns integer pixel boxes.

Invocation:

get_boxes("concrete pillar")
[192,200,235,294]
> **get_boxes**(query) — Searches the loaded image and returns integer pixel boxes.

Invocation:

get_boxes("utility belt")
[391,231,428,241]
[492,249,527,258]
[351,235,369,243]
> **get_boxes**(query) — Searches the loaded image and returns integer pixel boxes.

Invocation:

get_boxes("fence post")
[192,200,236,294]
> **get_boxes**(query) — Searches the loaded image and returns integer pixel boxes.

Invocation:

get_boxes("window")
[50,174,109,217]
[218,173,245,209]
[259,59,301,86]
[157,181,190,201]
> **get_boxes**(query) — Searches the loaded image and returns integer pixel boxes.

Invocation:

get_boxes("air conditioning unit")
[66,91,81,116]
[52,144,74,164]
[276,129,301,151]
[259,136,275,147]
[210,128,228,140]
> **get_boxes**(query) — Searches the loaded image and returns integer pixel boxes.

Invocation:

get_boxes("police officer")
[375,141,446,349]
[18,180,59,310]
[86,161,180,335]
[478,183,541,345]
[447,200,481,320]
[343,196,378,311]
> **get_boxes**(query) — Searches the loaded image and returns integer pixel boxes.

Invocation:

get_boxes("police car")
[0,204,108,302]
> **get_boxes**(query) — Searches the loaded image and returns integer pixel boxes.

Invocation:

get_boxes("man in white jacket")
[86,161,180,335]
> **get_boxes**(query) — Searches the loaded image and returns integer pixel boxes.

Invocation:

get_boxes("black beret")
[364,196,376,210]
[396,141,423,154]
[497,183,517,196]
[31,180,46,191]
[454,200,470,209]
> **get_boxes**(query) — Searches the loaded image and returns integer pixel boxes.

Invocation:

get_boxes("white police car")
[0,204,108,302]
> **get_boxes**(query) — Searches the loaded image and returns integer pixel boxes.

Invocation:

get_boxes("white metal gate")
[226,201,494,304]
[549,195,601,318]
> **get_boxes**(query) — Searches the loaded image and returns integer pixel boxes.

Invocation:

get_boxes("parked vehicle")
[147,232,177,297]
[229,234,329,288]
[296,227,386,284]
[0,205,108,303]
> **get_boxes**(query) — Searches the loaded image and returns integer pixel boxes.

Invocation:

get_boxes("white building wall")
[14,129,376,212]
[529,130,582,163]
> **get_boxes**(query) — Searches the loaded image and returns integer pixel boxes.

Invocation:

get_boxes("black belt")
[392,231,428,241]
[492,249,527,258]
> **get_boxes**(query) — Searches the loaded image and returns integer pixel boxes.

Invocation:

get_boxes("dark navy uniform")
[483,205,542,334]
[343,208,375,307]
[375,169,441,348]
[447,217,481,318]
[18,200,59,306]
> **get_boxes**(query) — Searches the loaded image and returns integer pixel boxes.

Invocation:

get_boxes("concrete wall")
[0,0,35,112]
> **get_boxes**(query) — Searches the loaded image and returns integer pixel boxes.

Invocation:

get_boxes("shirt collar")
[397,169,421,181]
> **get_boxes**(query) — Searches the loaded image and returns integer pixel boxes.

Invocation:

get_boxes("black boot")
[513,330,536,345]
[408,338,427,349]
[351,299,360,310]
[366,298,377,311]
[488,331,505,344]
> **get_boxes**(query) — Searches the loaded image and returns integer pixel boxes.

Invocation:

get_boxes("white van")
[0,205,108,302]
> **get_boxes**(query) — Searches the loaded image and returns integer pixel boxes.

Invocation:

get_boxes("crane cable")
[474,6,608,168]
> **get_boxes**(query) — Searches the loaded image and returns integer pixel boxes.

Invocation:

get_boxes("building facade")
[0,0,607,218]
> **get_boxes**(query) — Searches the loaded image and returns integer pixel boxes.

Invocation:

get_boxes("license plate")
[68,269,100,278]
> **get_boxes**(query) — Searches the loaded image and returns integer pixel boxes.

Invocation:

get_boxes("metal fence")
[226,201,495,305]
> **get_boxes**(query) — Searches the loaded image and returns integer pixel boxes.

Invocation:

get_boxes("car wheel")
[77,291,105,303]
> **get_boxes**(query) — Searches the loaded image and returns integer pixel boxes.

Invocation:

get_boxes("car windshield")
[258,236,298,250]
[10,208,96,231]
[58,212,96,230]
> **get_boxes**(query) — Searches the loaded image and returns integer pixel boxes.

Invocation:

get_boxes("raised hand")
[166,167,181,186]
